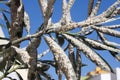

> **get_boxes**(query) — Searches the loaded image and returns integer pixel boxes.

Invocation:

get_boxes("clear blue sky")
[0,0,120,79]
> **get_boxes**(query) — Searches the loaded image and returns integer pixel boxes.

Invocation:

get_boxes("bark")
[8,0,24,70]
[92,26,120,38]
[88,0,94,16]
[62,34,113,72]
[44,36,77,80]
[75,49,81,80]
[68,44,76,70]
[10,0,24,43]
[89,0,101,17]
[83,38,120,52]
[26,38,41,80]
[0,0,120,79]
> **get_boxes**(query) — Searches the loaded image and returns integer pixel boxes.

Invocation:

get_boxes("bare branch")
[79,0,101,35]
[89,0,101,17]
[88,0,94,16]
[12,30,43,44]
[103,24,120,29]
[81,0,100,35]
[68,44,76,70]
[26,37,41,80]
[75,49,81,80]
[80,0,120,35]
[62,0,68,13]
[98,17,120,24]
[38,0,48,17]
[100,0,120,18]
[44,36,77,80]
[11,46,30,66]
[10,0,24,45]
[97,32,120,47]
[83,38,120,53]
[92,25,120,38]
[110,7,120,17]
[24,12,30,34]
[38,0,55,21]
[1,0,120,79]
[97,32,120,61]
[62,0,72,23]
[62,34,113,72]
[47,15,118,33]
[26,38,41,51]
[63,0,75,16]
[45,0,55,21]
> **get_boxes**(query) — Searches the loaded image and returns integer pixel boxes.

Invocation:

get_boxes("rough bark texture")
[0,0,120,79]
[9,0,24,70]
[10,0,24,43]
[44,36,77,80]
[62,34,113,72]
[26,38,41,80]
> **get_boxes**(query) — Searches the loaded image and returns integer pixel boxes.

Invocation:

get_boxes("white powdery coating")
[44,36,77,80]
[24,12,30,34]
[63,34,111,72]
[11,46,30,66]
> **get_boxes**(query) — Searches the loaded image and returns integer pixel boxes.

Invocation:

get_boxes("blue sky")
[0,0,120,79]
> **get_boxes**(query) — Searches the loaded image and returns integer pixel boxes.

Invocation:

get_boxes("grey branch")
[11,46,31,67]
[38,0,48,17]
[62,34,113,72]
[24,12,30,34]
[83,38,120,53]
[89,0,101,17]
[100,0,120,18]
[44,36,77,80]
[88,0,94,16]
[97,32,120,47]
[92,25,120,38]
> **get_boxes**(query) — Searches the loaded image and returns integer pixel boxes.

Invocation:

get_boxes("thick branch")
[44,36,77,80]
[26,37,41,80]
[10,0,24,43]
[62,0,72,23]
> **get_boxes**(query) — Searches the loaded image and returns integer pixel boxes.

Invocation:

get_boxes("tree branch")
[44,36,77,80]
[92,25,120,38]
[68,44,76,70]
[89,0,101,17]
[61,0,72,23]
[88,0,94,16]
[100,0,120,18]
[38,0,47,17]
[62,34,113,72]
